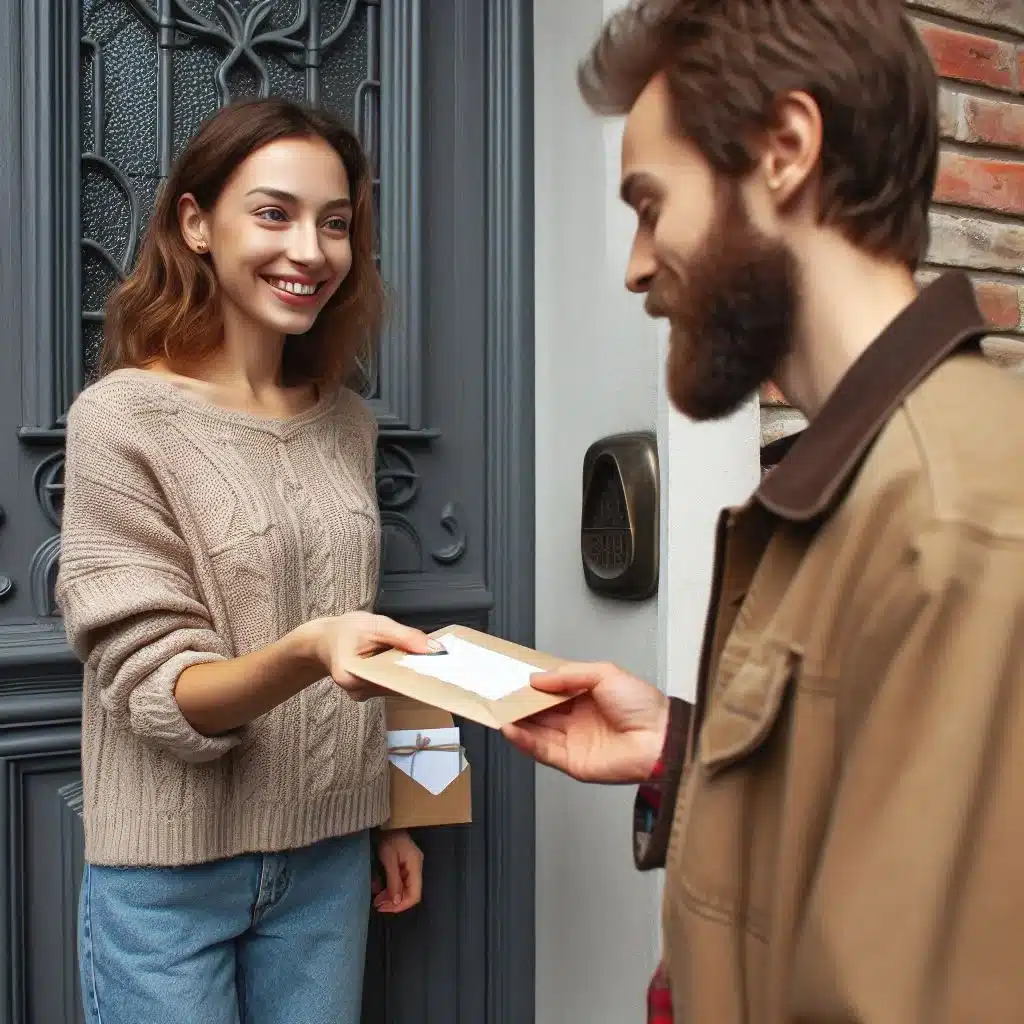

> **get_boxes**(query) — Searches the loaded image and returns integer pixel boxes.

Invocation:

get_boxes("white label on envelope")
[387,727,462,795]
[397,634,541,701]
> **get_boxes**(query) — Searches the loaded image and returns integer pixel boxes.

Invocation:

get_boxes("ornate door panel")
[0,2,535,1022]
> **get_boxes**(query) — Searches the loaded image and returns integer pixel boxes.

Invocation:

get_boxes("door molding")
[482,1,536,1021]
[0,726,83,1024]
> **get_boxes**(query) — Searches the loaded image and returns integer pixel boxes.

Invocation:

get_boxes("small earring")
[196,242,207,252]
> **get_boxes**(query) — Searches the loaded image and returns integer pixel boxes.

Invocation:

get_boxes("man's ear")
[178,193,210,254]
[759,90,822,209]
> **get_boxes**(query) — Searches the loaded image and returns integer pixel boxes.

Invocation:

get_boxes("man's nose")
[625,245,655,294]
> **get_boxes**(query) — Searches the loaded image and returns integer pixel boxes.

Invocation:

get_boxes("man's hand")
[501,662,670,784]
[373,830,424,914]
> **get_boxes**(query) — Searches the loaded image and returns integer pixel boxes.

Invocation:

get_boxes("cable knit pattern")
[55,369,386,867]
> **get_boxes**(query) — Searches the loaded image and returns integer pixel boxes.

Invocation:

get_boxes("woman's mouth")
[263,276,327,307]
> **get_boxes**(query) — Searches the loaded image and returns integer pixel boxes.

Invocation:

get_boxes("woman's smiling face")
[179,135,353,342]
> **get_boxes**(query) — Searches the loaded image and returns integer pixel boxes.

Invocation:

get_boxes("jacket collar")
[755,272,988,523]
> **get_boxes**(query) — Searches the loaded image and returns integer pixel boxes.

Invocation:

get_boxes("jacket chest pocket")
[669,644,797,940]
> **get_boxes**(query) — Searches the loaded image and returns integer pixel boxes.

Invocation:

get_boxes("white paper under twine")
[386,728,465,795]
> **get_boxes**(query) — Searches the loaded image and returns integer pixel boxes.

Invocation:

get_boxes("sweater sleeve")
[55,394,242,763]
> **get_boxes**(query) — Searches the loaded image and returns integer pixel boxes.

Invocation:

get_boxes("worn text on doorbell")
[580,431,659,600]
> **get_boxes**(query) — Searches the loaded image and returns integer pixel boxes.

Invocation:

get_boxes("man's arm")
[792,524,1024,1021]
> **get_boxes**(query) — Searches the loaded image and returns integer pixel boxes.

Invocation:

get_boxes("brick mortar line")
[921,264,1024,288]
[910,9,1024,45]
[930,200,1024,227]
[940,137,1024,159]
[904,0,1024,40]
[942,81,1024,106]
[940,140,1024,161]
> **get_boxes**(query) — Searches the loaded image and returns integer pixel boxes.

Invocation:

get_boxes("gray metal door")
[0,2,535,1021]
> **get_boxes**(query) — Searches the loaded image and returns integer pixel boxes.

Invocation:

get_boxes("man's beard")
[648,181,799,421]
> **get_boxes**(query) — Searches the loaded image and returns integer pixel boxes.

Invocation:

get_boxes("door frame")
[0,1,536,1021]
[479,2,536,1019]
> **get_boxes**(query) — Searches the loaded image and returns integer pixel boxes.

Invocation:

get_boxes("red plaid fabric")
[635,699,690,1023]
[647,962,674,1023]
[638,757,664,812]
[638,758,675,1022]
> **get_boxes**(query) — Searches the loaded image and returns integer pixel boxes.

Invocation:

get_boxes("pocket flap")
[699,647,794,775]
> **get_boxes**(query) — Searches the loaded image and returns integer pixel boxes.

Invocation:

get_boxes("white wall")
[656,338,761,703]
[532,2,761,1021]
[533,3,662,1020]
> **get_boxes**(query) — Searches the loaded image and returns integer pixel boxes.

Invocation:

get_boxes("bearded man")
[502,1,1024,1021]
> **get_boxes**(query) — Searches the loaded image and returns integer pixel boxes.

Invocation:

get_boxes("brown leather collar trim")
[756,272,988,523]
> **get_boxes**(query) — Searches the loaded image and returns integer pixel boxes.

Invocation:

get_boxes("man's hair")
[579,0,939,269]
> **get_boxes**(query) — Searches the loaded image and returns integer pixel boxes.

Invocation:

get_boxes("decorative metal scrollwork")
[375,443,420,511]
[0,504,12,602]
[29,536,63,617]
[33,451,67,529]
[125,0,366,106]
[19,453,68,614]
[380,511,423,575]
[431,501,467,565]
[373,446,469,572]
[374,442,447,576]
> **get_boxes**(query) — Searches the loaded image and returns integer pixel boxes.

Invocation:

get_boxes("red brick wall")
[914,0,1024,363]
[761,0,1024,447]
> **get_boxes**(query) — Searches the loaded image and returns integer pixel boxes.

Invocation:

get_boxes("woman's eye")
[256,207,288,223]
[324,216,350,234]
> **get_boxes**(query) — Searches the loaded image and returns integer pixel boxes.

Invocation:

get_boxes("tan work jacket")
[652,273,1024,1022]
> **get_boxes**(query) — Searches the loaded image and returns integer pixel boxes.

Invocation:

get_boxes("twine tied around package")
[387,733,465,779]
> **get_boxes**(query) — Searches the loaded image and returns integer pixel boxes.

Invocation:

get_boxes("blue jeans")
[78,831,372,1024]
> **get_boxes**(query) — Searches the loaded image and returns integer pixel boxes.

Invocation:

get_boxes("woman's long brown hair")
[100,97,383,386]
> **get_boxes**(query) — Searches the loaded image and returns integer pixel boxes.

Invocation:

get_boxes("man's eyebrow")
[245,187,353,213]
[619,172,658,208]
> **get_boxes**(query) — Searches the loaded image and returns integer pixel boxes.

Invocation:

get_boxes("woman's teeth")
[268,278,319,296]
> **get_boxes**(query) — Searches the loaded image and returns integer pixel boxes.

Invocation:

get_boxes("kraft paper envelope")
[382,695,472,830]
[343,625,571,730]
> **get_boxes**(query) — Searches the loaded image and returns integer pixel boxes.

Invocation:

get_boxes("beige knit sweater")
[55,369,387,866]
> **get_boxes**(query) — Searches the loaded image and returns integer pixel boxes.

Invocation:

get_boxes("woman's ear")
[178,193,210,254]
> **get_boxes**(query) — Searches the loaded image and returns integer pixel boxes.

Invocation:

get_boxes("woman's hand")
[373,830,424,913]
[299,612,442,700]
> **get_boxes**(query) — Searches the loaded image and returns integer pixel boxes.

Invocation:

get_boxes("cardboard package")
[357,625,571,830]
[382,695,472,830]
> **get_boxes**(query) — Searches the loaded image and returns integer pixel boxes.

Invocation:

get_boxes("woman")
[56,97,437,1024]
